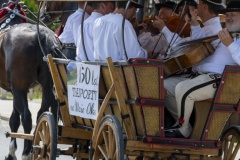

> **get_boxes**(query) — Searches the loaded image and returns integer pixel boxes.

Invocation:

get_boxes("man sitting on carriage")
[58,2,93,60]
[218,0,240,65]
[76,1,115,61]
[93,0,152,61]
[153,0,239,138]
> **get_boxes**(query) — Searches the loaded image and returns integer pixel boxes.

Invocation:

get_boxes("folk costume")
[59,8,90,60]
[76,12,103,61]
[138,32,168,58]
[164,0,238,138]
[93,13,147,61]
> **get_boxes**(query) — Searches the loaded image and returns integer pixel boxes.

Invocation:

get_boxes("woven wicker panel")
[143,106,160,136]
[123,66,138,98]
[206,112,231,140]
[134,67,160,99]
[131,104,144,136]
[217,73,240,104]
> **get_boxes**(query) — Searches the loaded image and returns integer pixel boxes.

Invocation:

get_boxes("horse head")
[40,1,77,25]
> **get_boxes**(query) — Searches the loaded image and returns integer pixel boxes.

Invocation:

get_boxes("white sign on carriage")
[67,62,100,120]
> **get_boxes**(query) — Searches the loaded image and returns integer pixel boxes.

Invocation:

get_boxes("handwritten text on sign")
[67,62,100,120]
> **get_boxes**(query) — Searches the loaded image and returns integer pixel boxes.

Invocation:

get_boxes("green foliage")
[21,0,60,31]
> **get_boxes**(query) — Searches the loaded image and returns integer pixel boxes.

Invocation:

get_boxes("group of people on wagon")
[58,0,240,139]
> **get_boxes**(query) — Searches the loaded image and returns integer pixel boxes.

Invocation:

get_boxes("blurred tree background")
[21,0,60,31]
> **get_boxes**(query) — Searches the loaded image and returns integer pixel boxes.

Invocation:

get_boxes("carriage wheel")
[32,112,57,160]
[93,115,124,160]
[220,125,240,160]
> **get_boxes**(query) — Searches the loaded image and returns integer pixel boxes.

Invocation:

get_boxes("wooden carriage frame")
[4,0,239,159]
[26,54,240,160]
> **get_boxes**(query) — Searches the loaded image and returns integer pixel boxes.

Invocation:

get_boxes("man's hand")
[152,16,166,31]
[185,8,199,26]
[218,28,233,46]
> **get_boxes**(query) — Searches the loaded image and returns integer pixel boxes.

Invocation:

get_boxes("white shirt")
[76,12,103,61]
[93,13,147,61]
[138,32,168,58]
[59,8,89,44]
[162,17,237,74]
[227,38,240,65]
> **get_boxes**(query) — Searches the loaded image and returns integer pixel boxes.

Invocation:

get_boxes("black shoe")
[165,130,186,138]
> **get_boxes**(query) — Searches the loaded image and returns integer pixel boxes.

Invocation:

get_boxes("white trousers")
[164,73,221,137]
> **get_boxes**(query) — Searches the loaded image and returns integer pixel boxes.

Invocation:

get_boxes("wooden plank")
[106,57,136,140]
[8,132,34,140]
[191,100,212,139]
[47,54,71,127]
[126,140,219,156]
[60,126,92,140]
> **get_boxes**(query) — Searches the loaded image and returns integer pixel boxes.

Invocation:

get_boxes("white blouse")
[93,13,147,61]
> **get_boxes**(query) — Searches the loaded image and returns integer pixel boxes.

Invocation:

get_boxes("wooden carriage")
[29,54,240,160]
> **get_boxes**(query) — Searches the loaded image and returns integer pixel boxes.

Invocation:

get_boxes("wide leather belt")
[62,43,76,49]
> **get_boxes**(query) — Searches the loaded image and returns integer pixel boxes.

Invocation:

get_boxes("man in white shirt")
[153,0,238,138]
[218,0,240,65]
[76,1,115,61]
[137,1,176,59]
[93,1,149,61]
[59,2,93,60]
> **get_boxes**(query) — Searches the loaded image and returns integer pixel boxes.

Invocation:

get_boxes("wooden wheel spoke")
[230,140,240,159]
[33,113,56,160]
[102,127,109,155]
[227,136,236,158]
[47,152,51,160]
[45,125,50,144]
[98,144,108,159]
[42,122,46,136]
[110,134,116,158]
[38,130,45,144]
[47,142,51,150]
[95,116,123,160]
[108,126,113,157]
[113,149,117,160]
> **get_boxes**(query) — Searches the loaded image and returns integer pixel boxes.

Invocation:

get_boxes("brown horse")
[0,1,62,160]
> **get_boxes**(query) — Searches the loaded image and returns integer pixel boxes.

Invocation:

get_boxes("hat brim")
[218,8,240,14]
[155,4,174,10]
[130,1,143,8]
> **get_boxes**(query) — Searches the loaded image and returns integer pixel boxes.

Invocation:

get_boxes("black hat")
[130,0,143,8]
[177,0,198,8]
[218,0,240,13]
[202,0,226,10]
[155,1,177,11]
